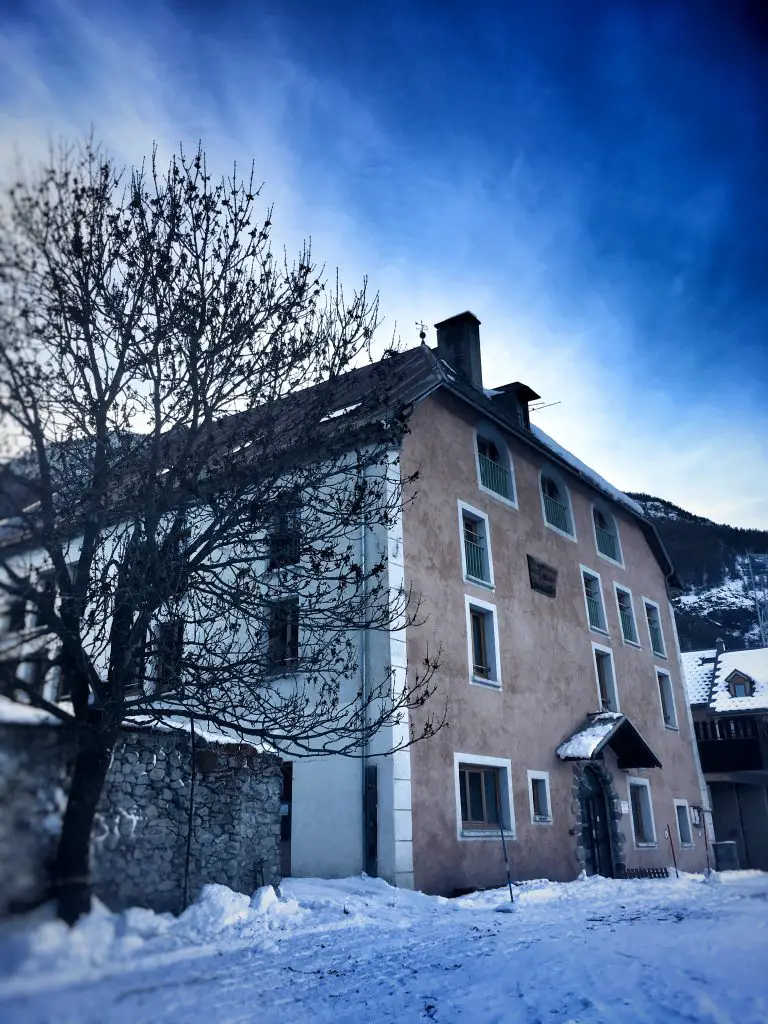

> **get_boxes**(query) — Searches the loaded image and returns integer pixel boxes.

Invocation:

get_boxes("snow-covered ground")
[1,871,767,1023]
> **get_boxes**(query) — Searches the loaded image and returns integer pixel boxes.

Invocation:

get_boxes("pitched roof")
[0,340,677,583]
[681,647,768,713]
[556,712,662,769]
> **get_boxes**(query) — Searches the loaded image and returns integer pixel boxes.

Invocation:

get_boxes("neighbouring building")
[682,646,768,871]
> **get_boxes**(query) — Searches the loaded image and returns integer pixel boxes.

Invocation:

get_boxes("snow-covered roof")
[680,650,718,705]
[681,647,768,713]
[529,425,645,517]
[711,648,768,714]
[556,712,624,760]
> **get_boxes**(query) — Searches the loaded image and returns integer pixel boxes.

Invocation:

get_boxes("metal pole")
[498,818,515,904]
[183,717,196,909]
[666,823,679,879]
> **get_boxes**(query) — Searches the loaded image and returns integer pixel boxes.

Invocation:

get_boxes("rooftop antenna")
[416,321,427,344]
[745,551,768,647]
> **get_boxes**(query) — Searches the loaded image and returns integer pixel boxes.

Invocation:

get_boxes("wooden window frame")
[267,597,300,671]
[464,595,501,688]
[674,799,694,849]
[628,777,657,847]
[581,565,608,633]
[592,642,620,712]
[453,752,515,840]
[656,668,678,730]
[527,770,553,824]
[457,501,494,588]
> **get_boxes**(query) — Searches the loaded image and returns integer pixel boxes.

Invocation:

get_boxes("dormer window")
[540,470,574,538]
[475,431,515,504]
[593,506,623,565]
[726,670,754,698]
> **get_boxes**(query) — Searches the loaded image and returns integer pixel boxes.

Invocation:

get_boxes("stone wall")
[0,721,281,916]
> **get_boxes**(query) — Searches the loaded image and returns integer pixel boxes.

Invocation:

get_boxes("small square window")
[528,771,552,823]
[628,779,656,846]
[674,800,693,848]
[657,671,678,729]
[593,645,619,712]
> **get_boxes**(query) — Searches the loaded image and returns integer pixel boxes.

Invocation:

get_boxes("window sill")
[459,829,515,841]
[633,841,658,849]
[663,724,679,732]
[680,843,694,850]
[622,638,641,649]
[596,551,625,570]
[464,575,495,591]
[477,482,518,510]
[589,625,610,636]
[651,650,667,660]
[470,676,502,690]
[543,521,577,543]
[531,815,553,825]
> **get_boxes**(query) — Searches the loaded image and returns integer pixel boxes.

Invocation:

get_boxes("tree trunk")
[54,721,116,924]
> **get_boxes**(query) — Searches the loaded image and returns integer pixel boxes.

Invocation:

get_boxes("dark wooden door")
[580,768,614,877]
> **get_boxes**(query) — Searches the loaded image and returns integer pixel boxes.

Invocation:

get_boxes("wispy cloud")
[1,0,766,528]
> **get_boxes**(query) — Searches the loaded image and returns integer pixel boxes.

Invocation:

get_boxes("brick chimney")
[434,311,483,390]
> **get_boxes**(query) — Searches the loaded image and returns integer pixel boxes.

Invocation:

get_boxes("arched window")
[592,505,623,564]
[475,428,516,505]
[540,470,574,536]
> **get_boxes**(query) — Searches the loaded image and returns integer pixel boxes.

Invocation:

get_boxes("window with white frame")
[674,800,693,848]
[614,585,639,645]
[644,599,666,658]
[593,644,619,712]
[581,567,607,632]
[454,753,514,838]
[628,778,657,846]
[475,431,516,505]
[593,505,623,564]
[657,669,678,729]
[540,470,575,538]
[527,771,552,823]
[465,596,501,686]
[459,503,493,585]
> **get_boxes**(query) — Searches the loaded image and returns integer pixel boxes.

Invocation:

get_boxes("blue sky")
[2,0,767,527]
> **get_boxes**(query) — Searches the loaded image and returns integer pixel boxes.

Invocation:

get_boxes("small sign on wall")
[620,800,630,815]
[527,555,558,597]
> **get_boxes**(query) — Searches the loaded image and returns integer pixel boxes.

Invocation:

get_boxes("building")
[286,311,709,891]
[1,310,710,894]
[682,646,768,871]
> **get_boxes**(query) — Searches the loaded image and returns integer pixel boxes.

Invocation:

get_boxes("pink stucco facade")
[400,389,708,895]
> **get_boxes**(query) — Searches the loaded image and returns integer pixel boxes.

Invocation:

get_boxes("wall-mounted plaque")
[527,555,558,597]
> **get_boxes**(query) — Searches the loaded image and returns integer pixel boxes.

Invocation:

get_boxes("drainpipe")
[359,465,374,876]
[666,570,714,846]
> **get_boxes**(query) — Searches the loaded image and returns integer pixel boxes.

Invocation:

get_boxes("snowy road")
[1,872,767,1023]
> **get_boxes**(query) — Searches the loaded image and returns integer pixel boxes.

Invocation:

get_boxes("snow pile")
[0,696,61,726]
[2,872,768,1024]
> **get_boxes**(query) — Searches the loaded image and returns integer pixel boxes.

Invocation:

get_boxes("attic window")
[593,506,622,564]
[726,670,754,699]
[319,402,361,423]
[475,431,515,504]
[540,470,574,538]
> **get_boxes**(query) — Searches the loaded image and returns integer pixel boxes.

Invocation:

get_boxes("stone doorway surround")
[570,761,627,877]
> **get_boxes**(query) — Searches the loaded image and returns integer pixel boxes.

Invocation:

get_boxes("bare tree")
[0,141,440,923]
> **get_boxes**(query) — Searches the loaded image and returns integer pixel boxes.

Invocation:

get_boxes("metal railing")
[619,608,637,643]
[648,619,665,656]
[478,454,512,500]
[595,525,619,561]
[464,537,489,581]
[543,493,571,534]
[586,595,604,630]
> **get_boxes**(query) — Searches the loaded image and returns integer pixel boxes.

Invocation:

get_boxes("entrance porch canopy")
[556,711,661,770]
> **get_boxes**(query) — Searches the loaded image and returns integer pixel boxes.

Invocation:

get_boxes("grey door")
[580,767,614,877]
